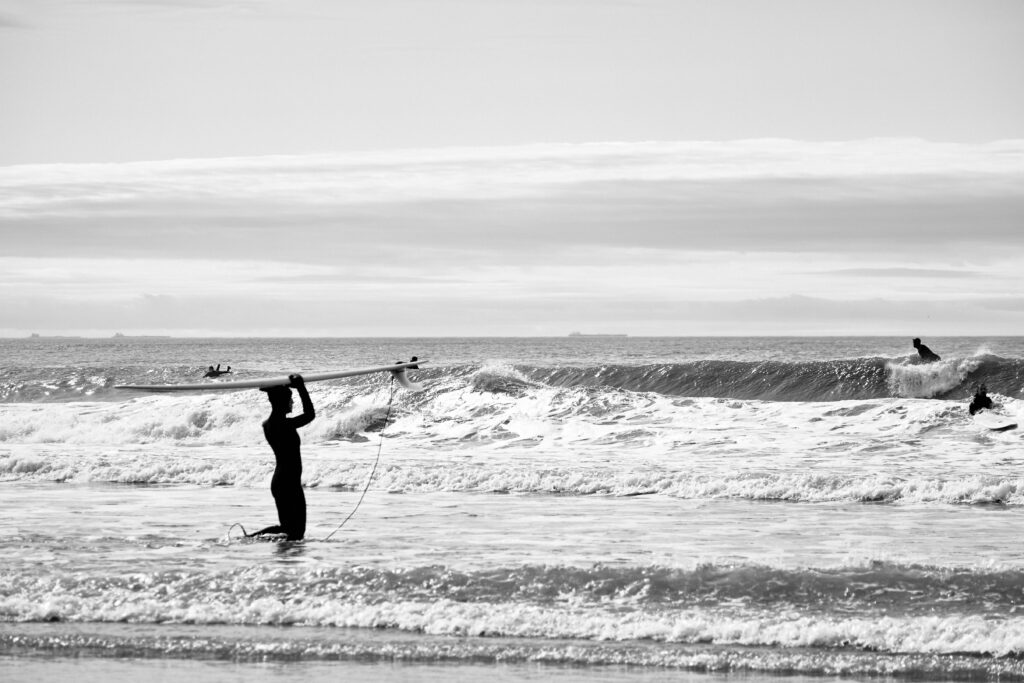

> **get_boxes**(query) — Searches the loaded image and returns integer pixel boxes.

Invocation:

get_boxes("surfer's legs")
[273,484,307,541]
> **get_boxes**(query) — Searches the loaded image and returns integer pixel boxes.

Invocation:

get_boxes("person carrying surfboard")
[912,338,941,363]
[248,374,315,541]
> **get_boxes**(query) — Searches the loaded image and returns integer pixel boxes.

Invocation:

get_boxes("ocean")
[2,335,1023,682]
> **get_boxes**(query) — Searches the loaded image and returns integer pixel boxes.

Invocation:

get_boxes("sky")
[1,0,1023,337]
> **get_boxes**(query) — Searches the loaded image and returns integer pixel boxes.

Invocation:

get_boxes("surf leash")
[323,373,397,541]
[224,522,251,544]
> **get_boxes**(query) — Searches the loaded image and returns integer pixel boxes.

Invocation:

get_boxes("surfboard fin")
[390,368,424,392]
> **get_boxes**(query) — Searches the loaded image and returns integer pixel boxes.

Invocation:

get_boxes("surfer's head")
[262,385,293,412]
[912,338,921,348]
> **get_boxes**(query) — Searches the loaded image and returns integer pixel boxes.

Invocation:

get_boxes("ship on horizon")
[568,332,628,337]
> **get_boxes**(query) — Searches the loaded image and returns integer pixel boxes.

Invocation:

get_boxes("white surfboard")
[974,411,1018,432]
[116,360,426,393]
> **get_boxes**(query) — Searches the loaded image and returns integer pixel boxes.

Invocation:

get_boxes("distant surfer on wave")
[968,384,993,415]
[203,364,231,378]
[248,374,315,541]
[912,338,940,363]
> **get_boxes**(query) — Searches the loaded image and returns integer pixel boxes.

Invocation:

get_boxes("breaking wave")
[3,354,1020,405]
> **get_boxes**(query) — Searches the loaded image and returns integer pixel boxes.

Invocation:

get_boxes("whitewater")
[2,336,1024,682]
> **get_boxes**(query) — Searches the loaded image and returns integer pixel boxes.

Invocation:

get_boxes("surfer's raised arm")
[289,374,315,427]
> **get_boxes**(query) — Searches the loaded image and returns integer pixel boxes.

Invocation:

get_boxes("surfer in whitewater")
[968,384,993,415]
[248,374,315,541]
[912,338,941,363]
[203,364,231,378]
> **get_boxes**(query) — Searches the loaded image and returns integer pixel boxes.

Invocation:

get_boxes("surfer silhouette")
[912,338,940,363]
[968,384,993,415]
[203,364,232,378]
[248,374,315,541]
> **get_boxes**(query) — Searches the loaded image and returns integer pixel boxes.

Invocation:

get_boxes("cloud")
[0,10,28,28]
[2,139,1023,265]
[6,139,1022,207]
[3,139,1023,335]
[825,268,981,279]
[71,0,271,14]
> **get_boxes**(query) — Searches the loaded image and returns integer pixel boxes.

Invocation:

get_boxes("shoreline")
[4,622,1023,681]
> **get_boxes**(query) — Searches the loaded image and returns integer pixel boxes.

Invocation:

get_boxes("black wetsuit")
[257,388,314,540]
[915,343,940,363]
[968,393,993,415]
[203,364,231,378]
